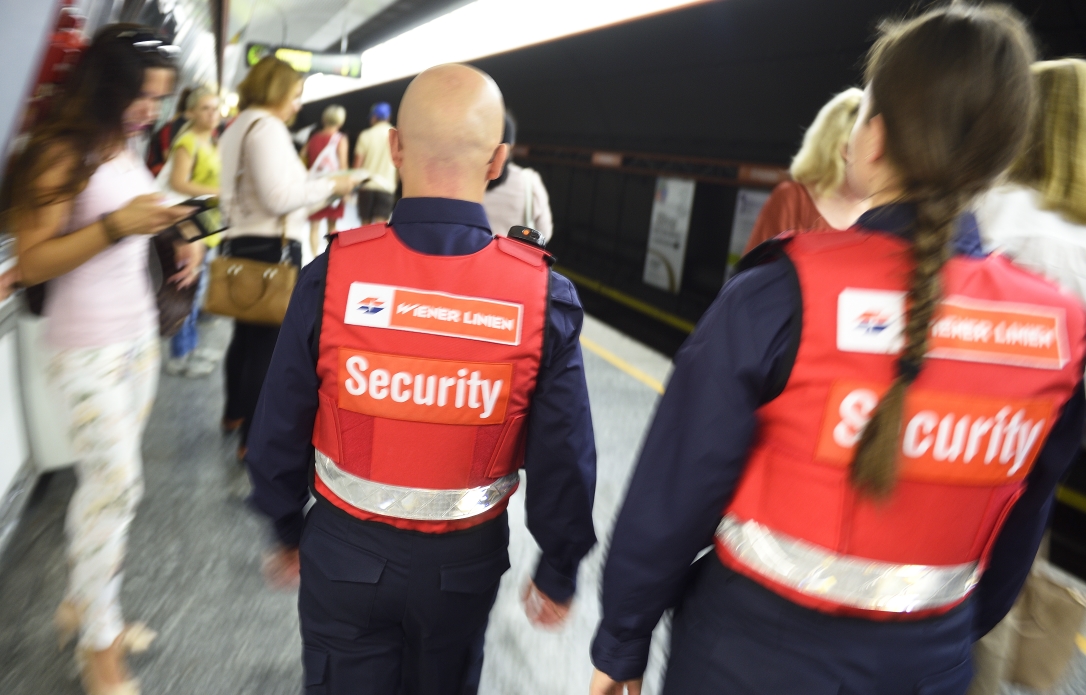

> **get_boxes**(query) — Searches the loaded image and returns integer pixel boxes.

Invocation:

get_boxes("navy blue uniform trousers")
[299,502,510,694]
[662,556,975,695]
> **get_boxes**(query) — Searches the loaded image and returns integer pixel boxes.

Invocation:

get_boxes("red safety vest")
[311,224,550,533]
[715,228,1086,619]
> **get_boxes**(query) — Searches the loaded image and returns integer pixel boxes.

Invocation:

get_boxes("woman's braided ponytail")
[847,4,1036,497]
[851,193,963,495]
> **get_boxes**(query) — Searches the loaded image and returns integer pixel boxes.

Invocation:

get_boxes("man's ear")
[486,143,509,181]
[389,128,404,168]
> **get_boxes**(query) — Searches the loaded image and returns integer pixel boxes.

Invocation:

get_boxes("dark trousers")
[662,555,975,695]
[222,236,301,443]
[356,189,395,224]
[299,502,510,695]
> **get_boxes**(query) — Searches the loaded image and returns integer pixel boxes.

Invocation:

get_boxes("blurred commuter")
[968,58,1086,695]
[353,101,397,223]
[0,266,18,302]
[483,112,553,242]
[146,84,191,176]
[743,88,868,252]
[304,104,349,256]
[218,57,357,456]
[591,7,1086,695]
[977,59,1086,298]
[163,86,221,377]
[1,25,197,695]
[246,64,597,694]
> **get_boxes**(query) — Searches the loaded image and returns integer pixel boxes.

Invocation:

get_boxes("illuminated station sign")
[245,43,362,78]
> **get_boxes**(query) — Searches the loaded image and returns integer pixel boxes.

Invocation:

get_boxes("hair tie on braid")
[896,357,922,383]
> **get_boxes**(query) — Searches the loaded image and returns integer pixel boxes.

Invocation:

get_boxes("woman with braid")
[589,5,1086,695]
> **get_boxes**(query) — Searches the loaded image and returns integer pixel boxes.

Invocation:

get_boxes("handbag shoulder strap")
[235,115,289,252]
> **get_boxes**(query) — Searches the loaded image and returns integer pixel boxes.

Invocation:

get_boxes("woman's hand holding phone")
[109,194,196,237]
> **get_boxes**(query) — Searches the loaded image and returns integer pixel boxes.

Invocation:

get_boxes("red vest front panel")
[717,228,1086,617]
[312,224,550,532]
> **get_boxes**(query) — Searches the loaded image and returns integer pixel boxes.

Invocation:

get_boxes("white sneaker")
[184,355,217,378]
[164,355,189,376]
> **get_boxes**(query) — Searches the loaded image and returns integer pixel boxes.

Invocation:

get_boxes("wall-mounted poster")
[727,187,772,278]
[643,177,696,293]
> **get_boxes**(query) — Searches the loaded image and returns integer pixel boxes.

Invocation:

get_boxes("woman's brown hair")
[850,3,1037,496]
[237,56,303,112]
[1,24,174,222]
[1007,59,1086,224]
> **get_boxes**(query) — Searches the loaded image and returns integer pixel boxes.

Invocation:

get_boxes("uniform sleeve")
[245,254,327,547]
[591,259,799,681]
[522,272,598,603]
[245,118,336,216]
[973,380,1086,638]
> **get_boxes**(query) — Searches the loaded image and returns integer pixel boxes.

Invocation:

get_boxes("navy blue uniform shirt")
[591,205,1086,681]
[246,197,598,602]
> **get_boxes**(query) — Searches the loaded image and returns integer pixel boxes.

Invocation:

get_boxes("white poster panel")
[643,177,696,293]
[727,187,772,277]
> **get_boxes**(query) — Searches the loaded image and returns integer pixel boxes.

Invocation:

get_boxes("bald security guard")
[245,64,598,695]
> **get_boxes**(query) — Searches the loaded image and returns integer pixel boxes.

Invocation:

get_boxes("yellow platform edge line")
[1077,633,1086,656]
[1056,485,1086,516]
[555,265,697,335]
[580,335,665,395]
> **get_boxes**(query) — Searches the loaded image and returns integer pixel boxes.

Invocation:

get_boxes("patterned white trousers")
[47,331,159,650]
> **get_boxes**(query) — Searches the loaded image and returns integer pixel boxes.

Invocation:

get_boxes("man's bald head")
[391,64,508,202]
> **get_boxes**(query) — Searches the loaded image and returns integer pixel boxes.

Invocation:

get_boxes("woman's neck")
[189,125,213,138]
[810,185,871,230]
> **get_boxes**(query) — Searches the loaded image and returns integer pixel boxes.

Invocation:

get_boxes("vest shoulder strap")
[337,223,389,247]
[495,235,551,267]
[737,234,793,273]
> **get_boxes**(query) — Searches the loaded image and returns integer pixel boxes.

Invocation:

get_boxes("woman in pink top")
[2,26,196,695]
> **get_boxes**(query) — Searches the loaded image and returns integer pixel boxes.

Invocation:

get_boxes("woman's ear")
[866,113,888,164]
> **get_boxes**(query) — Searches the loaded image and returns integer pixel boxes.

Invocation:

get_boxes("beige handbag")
[204,117,297,326]
[1008,561,1086,689]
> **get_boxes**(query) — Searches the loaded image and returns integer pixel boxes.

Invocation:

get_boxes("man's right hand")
[262,546,300,589]
[589,669,643,695]
[109,194,195,237]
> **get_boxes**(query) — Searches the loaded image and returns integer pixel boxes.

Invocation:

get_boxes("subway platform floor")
[0,312,1085,694]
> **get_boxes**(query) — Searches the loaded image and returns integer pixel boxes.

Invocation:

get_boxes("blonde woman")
[743,88,867,253]
[969,58,1086,695]
[164,85,221,377]
[218,57,357,457]
[303,104,349,256]
[977,59,1086,298]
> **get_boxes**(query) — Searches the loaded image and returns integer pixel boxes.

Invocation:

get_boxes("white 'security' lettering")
[818,384,1053,483]
[339,349,511,425]
[345,355,503,418]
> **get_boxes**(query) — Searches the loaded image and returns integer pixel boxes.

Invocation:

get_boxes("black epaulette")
[507,225,546,249]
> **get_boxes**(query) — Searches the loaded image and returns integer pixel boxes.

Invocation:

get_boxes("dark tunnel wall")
[297,0,1086,353]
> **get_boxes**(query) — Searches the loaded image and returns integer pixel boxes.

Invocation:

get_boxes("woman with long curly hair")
[3,24,197,695]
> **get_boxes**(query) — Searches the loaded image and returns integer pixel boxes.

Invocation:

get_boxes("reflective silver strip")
[315,451,519,521]
[716,515,980,613]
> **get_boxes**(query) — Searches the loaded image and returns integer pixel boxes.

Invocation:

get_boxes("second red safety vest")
[716,228,1086,619]
[311,224,550,533]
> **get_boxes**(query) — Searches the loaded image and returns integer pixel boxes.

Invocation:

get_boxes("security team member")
[246,64,597,694]
[591,6,1086,695]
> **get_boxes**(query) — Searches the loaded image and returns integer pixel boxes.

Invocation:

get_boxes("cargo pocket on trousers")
[915,659,972,694]
[300,529,386,638]
[304,646,329,693]
[440,547,511,594]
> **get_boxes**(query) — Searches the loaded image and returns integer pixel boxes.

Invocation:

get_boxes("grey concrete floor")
[2,314,1086,694]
